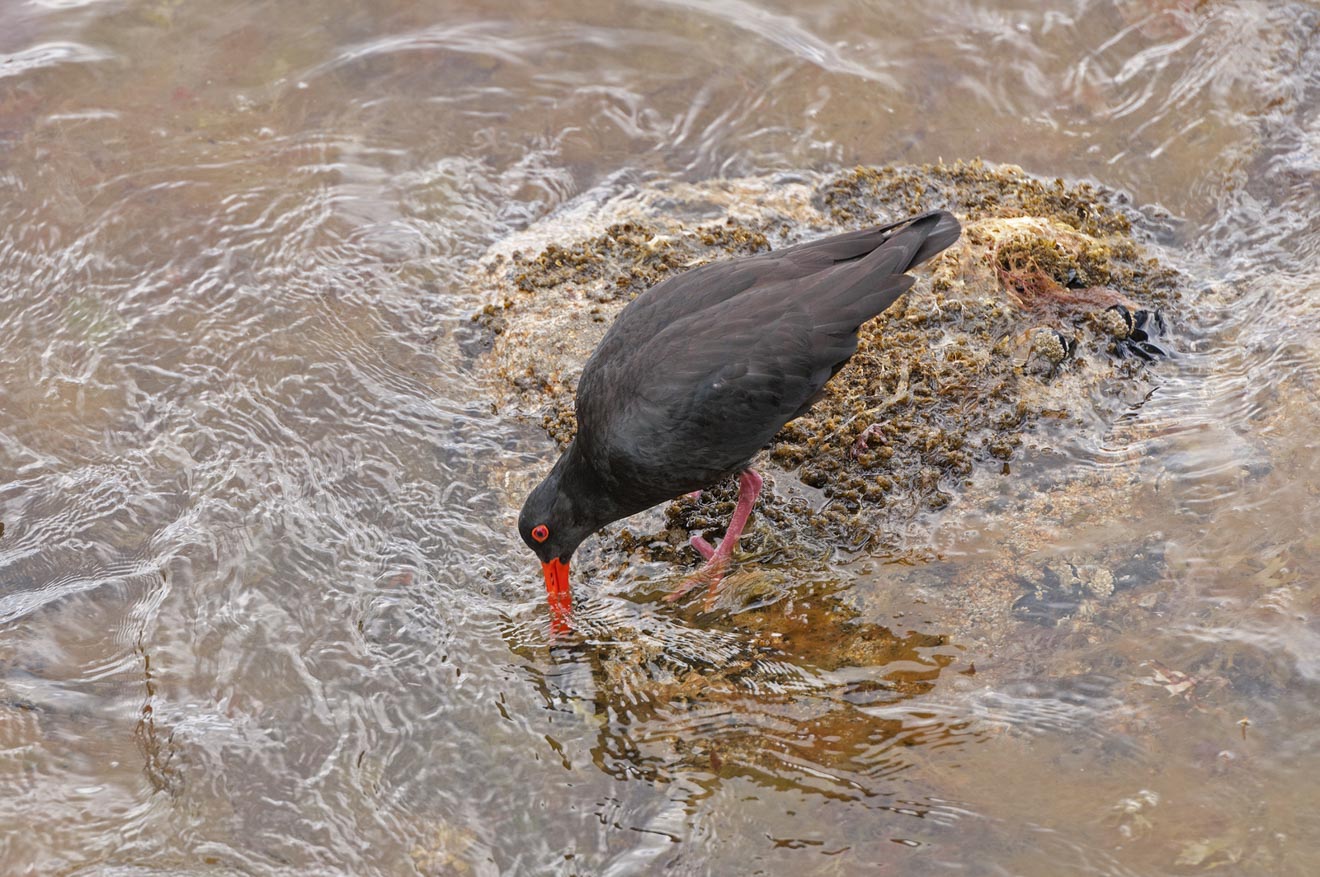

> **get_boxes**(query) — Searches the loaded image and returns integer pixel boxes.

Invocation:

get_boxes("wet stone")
[1013,537,1168,627]
[474,160,1190,577]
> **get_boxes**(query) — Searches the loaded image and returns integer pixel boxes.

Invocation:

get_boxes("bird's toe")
[665,557,728,602]
[690,534,716,560]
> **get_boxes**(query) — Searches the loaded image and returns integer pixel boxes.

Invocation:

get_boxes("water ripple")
[1,0,1318,874]
[0,41,112,78]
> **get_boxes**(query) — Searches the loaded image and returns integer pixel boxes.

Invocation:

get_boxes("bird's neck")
[553,440,627,532]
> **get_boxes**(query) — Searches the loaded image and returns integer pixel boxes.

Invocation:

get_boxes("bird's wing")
[575,305,814,497]
[593,212,958,364]
[572,211,959,503]
[576,268,916,498]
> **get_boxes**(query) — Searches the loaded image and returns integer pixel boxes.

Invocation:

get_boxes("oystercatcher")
[519,211,961,620]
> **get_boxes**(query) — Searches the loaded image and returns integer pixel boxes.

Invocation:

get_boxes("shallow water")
[1,0,1318,874]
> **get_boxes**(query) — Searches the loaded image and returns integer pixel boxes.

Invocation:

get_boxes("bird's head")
[518,468,597,619]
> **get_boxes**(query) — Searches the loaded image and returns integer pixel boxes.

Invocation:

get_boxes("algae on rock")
[474,161,1184,567]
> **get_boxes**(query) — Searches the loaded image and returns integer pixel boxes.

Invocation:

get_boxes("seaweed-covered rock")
[474,161,1186,572]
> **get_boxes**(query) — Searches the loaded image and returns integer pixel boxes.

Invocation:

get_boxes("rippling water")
[1,0,1318,874]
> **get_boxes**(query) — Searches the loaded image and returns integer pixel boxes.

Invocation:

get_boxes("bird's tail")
[895,210,962,271]
[812,210,962,332]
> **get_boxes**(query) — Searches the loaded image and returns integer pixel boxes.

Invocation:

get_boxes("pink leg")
[667,469,763,602]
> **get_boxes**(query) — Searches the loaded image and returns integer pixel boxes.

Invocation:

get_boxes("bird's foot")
[665,554,728,602]
[667,469,761,605]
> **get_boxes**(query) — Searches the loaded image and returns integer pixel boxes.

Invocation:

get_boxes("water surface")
[1,0,1318,874]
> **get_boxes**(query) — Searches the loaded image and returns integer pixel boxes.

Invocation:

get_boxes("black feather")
[521,211,962,563]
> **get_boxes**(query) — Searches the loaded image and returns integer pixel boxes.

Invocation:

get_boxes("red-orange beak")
[541,558,572,626]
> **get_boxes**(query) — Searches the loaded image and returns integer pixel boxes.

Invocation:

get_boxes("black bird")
[519,211,962,621]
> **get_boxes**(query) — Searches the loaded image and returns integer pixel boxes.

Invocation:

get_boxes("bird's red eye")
[531,524,549,543]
